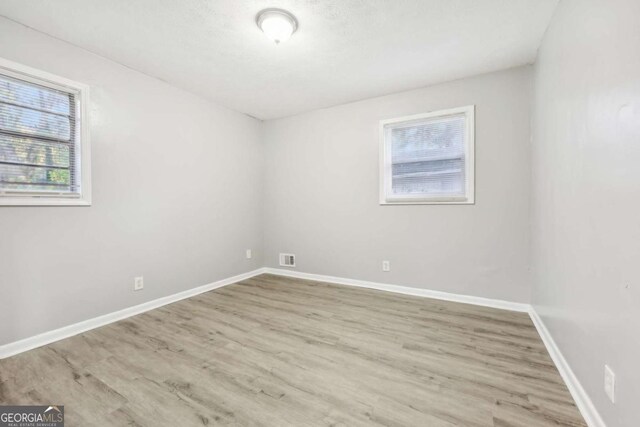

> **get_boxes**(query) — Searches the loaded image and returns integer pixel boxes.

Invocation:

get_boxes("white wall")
[0,18,264,345]
[531,1,640,425]
[263,67,532,303]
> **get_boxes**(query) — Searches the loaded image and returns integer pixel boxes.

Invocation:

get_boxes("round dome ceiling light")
[256,9,298,44]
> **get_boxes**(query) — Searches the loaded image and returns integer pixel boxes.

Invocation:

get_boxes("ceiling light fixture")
[256,8,298,44]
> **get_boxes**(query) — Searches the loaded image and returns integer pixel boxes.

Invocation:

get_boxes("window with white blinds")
[0,58,90,205]
[380,106,474,204]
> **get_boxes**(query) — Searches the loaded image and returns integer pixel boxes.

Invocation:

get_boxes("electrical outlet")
[134,276,144,291]
[604,365,615,403]
[382,260,391,272]
[246,249,252,259]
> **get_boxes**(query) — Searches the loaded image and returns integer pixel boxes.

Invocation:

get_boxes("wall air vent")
[279,253,296,267]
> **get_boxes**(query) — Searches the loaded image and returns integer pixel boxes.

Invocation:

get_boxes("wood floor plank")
[0,274,586,426]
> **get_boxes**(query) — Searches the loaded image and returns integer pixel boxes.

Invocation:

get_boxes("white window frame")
[0,57,91,206]
[379,105,475,205]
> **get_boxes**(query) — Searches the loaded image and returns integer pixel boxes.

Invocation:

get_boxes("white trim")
[379,105,475,205]
[0,268,267,359]
[0,265,605,427]
[264,267,529,312]
[528,308,606,427]
[0,56,91,206]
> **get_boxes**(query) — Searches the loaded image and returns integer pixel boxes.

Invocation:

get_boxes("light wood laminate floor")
[0,274,585,426]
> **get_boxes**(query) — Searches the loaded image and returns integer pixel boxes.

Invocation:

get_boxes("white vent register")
[279,253,296,267]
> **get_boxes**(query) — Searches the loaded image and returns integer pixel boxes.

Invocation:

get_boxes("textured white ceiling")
[0,0,558,120]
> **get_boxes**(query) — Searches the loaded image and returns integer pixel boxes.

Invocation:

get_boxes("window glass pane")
[0,163,71,189]
[392,158,464,195]
[0,75,70,115]
[0,134,70,168]
[0,103,71,141]
[390,115,466,197]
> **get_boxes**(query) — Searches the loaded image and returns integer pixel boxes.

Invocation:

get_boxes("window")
[379,105,474,205]
[0,58,90,206]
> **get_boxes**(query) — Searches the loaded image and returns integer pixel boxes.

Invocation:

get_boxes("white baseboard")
[0,266,605,427]
[0,268,267,359]
[264,267,530,312]
[529,308,606,427]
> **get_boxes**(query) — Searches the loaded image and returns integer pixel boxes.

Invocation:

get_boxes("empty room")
[0,1,638,426]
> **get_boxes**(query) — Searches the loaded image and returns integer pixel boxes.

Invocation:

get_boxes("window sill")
[0,196,92,206]
[380,196,474,205]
